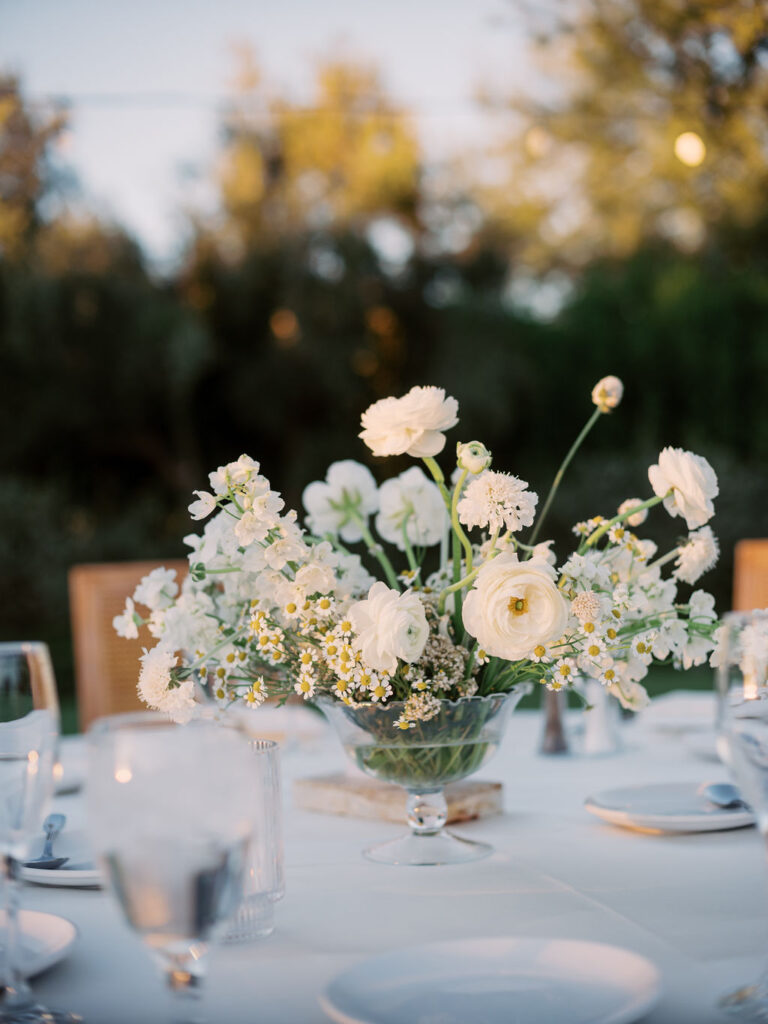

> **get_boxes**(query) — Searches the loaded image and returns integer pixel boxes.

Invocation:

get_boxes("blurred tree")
[213,50,421,253]
[0,76,66,260]
[479,0,768,267]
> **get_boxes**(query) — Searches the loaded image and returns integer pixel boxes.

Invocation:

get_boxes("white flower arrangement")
[116,380,721,723]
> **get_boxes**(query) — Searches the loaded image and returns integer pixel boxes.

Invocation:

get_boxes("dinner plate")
[320,937,661,1024]
[21,827,102,888]
[0,910,78,978]
[584,782,755,833]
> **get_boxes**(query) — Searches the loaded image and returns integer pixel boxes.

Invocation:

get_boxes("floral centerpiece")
[116,377,720,863]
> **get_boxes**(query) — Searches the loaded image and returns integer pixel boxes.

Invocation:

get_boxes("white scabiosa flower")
[617,498,648,527]
[462,552,569,661]
[359,385,459,458]
[137,646,196,723]
[673,526,719,584]
[457,471,538,534]
[302,460,379,543]
[348,581,429,673]
[376,466,447,550]
[591,376,624,412]
[648,446,718,529]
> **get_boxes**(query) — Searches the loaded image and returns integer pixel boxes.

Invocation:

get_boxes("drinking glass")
[224,738,284,943]
[0,642,77,1024]
[715,609,768,1019]
[87,712,263,1023]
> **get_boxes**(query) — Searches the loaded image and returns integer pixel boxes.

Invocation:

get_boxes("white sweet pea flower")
[137,646,197,724]
[113,598,139,639]
[376,466,447,550]
[359,385,458,458]
[462,551,569,661]
[457,471,538,535]
[673,526,719,584]
[302,460,379,543]
[617,498,648,527]
[607,677,650,712]
[348,581,429,673]
[530,541,557,566]
[209,455,260,495]
[133,568,179,612]
[188,490,218,521]
[591,375,624,413]
[234,486,285,547]
[648,446,718,529]
[456,441,492,474]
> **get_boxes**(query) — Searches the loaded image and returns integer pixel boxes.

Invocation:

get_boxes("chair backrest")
[733,540,768,612]
[68,559,188,731]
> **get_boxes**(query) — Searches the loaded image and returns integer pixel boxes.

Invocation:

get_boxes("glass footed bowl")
[317,685,532,866]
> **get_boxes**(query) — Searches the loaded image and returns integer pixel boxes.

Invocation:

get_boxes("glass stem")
[0,853,32,1011]
[165,957,206,1024]
[407,789,447,836]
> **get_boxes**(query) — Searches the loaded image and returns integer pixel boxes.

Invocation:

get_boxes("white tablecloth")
[25,704,768,1023]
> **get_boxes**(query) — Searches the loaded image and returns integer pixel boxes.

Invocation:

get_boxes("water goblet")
[0,642,78,1024]
[87,712,263,1023]
[715,609,768,1019]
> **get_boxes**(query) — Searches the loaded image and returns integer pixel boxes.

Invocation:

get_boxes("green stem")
[581,493,666,552]
[529,406,602,547]
[349,511,401,591]
[451,469,474,574]
[644,548,680,573]
[422,456,452,510]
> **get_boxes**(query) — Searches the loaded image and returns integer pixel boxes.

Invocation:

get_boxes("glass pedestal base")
[363,830,492,866]
[720,982,768,1021]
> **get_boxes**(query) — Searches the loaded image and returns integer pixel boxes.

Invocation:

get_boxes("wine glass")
[87,711,263,1023]
[715,609,768,1019]
[0,642,77,1023]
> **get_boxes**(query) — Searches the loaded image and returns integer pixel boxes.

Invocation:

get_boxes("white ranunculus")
[302,460,379,543]
[456,441,492,474]
[648,446,718,529]
[591,376,624,412]
[462,552,570,661]
[348,582,429,673]
[359,385,459,458]
[376,466,447,550]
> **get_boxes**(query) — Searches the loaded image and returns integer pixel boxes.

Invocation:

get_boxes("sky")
[1,0,532,262]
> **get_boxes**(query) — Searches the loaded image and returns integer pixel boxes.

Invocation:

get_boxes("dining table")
[23,693,768,1024]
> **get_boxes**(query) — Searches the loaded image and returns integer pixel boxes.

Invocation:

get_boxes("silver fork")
[24,813,69,870]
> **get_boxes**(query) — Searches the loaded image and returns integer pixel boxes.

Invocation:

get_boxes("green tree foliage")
[479,0,768,265]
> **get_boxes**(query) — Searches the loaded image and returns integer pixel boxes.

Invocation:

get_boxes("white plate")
[320,937,661,1024]
[585,782,755,833]
[21,828,102,888]
[0,910,78,977]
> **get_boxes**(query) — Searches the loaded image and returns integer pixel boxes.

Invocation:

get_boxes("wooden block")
[293,773,503,824]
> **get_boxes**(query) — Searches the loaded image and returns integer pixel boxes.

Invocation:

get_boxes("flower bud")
[617,498,647,527]
[591,375,624,413]
[456,441,492,474]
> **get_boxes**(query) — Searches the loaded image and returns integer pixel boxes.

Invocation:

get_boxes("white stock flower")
[648,446,718,529]
[133,568,179,612]
[376,467,447,550]
[137,647,196,724]
[302,460,379,543]
[348,582,429,673]
[456,441,492,474]
[462,552,569,660]
[591,376,624,413]
[359,385,459,458]
[617,498,648,527]
[457,471,538,535]
[113,598,139,639]
[188,490,218,521]
[673,526,719,584]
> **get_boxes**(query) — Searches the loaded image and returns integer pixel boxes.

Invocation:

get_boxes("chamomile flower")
[551,657,577,687]
[608,525,628,544]
[529,644,551,664]
[294,673,316,699]
[369,678,394,703]
[243,677,267,707]
[474,648,490,666]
